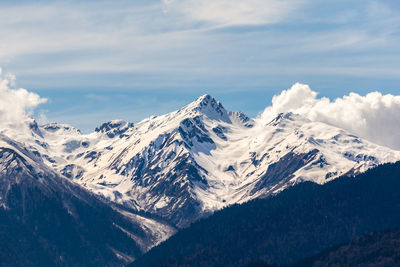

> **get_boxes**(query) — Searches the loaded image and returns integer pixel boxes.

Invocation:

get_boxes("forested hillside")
[132,162,400,266]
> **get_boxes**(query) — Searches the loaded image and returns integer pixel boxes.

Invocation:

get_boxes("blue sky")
[0,0,399,132]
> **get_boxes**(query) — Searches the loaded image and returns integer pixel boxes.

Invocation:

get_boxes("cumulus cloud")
[261,83,400,150]
[0,68,47,132]
[162,0,303,27]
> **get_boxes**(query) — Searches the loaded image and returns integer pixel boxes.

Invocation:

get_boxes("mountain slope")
[297,226,400,266]
[6,95,400,227]
[0,135,175,266]
[131,162,400,267]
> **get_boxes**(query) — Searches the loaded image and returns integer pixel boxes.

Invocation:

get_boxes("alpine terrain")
[0,133,175,266]
[2,94,399,230]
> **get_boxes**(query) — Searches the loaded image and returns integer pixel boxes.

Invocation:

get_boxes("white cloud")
[261,83,400,150]
[162,0,304,27]
[0,68,47,131]
[1,0,399,83]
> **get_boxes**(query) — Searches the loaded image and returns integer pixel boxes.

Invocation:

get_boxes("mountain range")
[1,94,399,265]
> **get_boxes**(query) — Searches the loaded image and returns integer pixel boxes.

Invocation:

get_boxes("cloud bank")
[261,83,400,150]
[0,68,47,132]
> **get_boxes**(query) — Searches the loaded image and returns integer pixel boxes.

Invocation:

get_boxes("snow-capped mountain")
[5,94,400,227]
[0,133,175,265]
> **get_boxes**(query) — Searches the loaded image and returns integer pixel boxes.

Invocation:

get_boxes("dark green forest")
[298,226,400,266]
[132,162,400,267]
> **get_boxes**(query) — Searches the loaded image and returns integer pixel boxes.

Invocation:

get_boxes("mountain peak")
[191,94,218,109]
[197,93,213,101]
[42,123,81,135]
[184,94,230,122]
[266,112,310,127]
[95,119,133,138]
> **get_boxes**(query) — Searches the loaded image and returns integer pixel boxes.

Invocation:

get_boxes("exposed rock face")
[0,138,175,266]
[3,95,400,229]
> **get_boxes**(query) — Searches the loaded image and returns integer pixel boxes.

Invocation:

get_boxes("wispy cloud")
[161,0,305,28]
[0,0,399,81]
[0,0,399,132]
